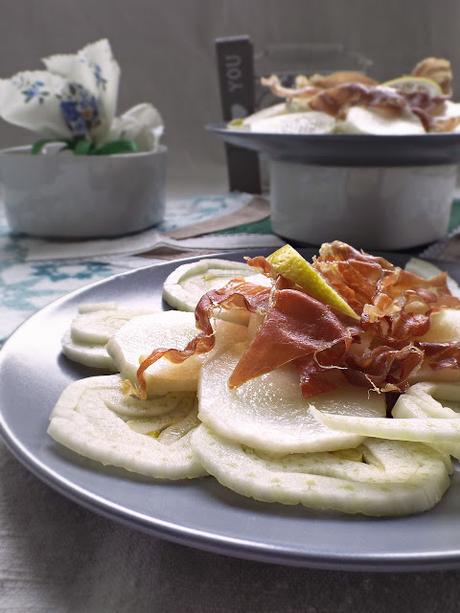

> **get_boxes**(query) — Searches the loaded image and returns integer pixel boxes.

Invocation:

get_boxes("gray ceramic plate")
[2,250,460,572]
[207,123,460,166]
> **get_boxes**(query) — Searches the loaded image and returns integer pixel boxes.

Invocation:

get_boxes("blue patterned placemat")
[2,198,460,348]
[0,194,250,346]
[0,215,125,346]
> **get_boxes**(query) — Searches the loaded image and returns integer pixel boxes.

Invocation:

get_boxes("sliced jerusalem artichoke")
[107,311,248,396]
[198,343,386,455]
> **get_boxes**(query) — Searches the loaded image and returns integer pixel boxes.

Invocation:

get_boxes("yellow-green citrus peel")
[382,76,442,97]
[266,244,359,320]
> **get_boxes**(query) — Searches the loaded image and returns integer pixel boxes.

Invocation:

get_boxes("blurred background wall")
[0,0,459,190]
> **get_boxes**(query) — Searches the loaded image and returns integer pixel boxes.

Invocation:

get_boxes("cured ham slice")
[228,288,352,388]
[136,281,269,397]
[260,58,452,132]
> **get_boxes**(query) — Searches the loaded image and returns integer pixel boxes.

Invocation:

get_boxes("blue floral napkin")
[0,39,163,152]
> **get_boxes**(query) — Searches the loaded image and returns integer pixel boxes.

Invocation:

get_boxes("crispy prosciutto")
[411,57,453,96]
[260,57,452,132]
[135,280,269,398]
[136,242,460,399]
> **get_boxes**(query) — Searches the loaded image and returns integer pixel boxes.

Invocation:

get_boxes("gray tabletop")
[2,441,460,613]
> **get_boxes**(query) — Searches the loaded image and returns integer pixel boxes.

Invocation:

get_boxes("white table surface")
[2,445,460,613]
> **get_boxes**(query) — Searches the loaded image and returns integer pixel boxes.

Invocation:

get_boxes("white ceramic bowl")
[270,161,458,250]
[0,144,167,238]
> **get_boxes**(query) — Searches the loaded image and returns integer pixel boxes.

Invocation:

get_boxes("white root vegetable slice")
[247,112,335,134]
[337,106,424,135]
[400,382,460,459]
[252,438,452,483]
[392,395,459,463]
[106,311,248,396]
[310,404,460,445]
[162,258,270,324]
[77,302,118,314]
[48,375,205,479]
[158,409,201,445]
[417,309,460,344]
[198,344,386,454]
[406,382,460,414]
[404,259,460,382]
[411,311,460,382]
[71,307,156,344]
[241,103,288,127]
[61,331,117,371]
[191,426,450,516]
[92,375,196,419]
[62,305,156,371]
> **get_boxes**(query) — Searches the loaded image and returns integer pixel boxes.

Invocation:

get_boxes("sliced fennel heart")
[106,311,248,396]
[400,382,460,459]
[94,375,197,419]
[198,343,385,454]
[406,381,460,413]
[61,330,117,371]
[126,399,197,436]
[162,258,270,324]
[310,404,460,445]
[191,426,450,516]
[48,374,205,479]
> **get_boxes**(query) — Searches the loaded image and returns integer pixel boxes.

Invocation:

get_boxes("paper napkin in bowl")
[0,39,163,152]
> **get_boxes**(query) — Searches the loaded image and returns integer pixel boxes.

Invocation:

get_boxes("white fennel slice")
[198,343,386,454]
[106,311,248,396]
[71,307,156,345]
[310,398,460,445]
[406,381,460,408]
[191,426,450,516]
[162,258,270,324]
[399,382,460,459]
[48,375,205,479]
[80,374,197,419]
[61,331,117,371]
[405,258,460,297]
[337,106,424,135]
[126,406,199,438]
